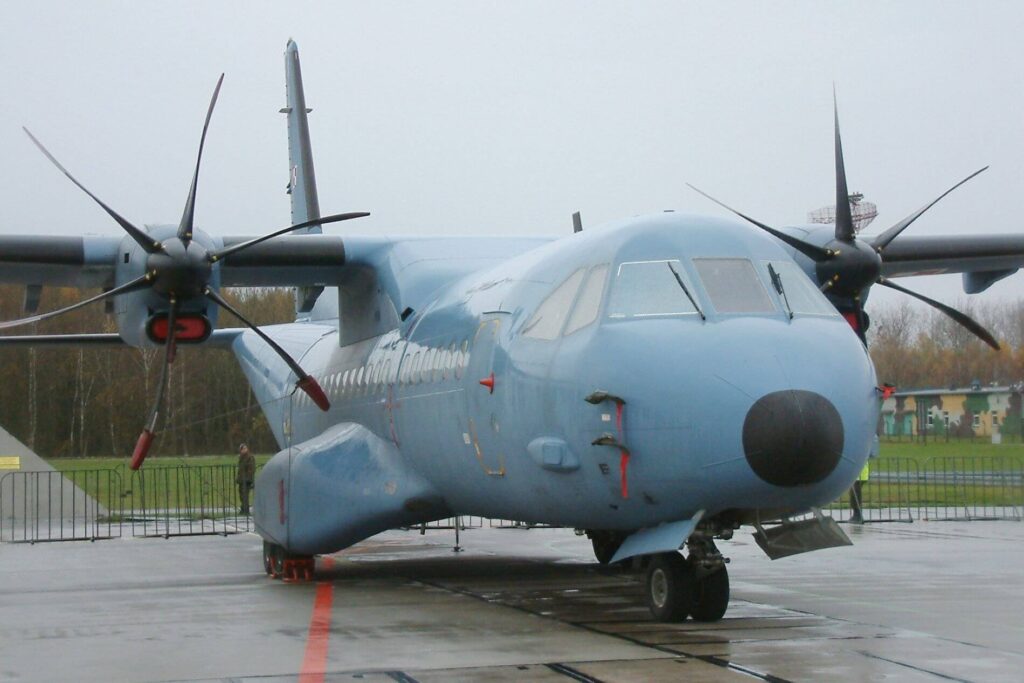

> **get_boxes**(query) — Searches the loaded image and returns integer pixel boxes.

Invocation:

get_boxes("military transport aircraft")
[1,41,1022,622]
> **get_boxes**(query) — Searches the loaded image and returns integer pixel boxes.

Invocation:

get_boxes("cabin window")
[371,361,382,386]
[455,340,468,379]
[342,370,350,393]
[693,258,774,314]
[420,349,433,383]
[444,343,456,379]
[607,260,699,319]
[763,260,835,316]
[383,359,392,385]
[429,349,440,383]
[522,268,586,340]
[565,264,609,334]
[411,351,422,384]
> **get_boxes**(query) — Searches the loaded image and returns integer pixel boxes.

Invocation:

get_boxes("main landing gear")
[263,541,315,582]
[587,530,628,565]
[644,536,730,622]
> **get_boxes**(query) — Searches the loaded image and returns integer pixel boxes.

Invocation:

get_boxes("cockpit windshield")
[763,260,837,316]
[692,258,775,314]
[607,260,700,318]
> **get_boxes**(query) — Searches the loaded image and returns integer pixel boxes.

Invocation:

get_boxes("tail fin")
[282,39,323,314]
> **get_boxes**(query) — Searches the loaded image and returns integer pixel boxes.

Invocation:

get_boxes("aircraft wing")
[216,235,346,287]
[876,233,1024,293]
[0,233,346,290]
[0,235,119,288]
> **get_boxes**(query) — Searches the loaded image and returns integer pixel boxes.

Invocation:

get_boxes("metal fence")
[2,455,1022,543]
[826,455,1024,523]
[1,464,253,543]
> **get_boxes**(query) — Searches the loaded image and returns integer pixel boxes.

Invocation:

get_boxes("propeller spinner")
[10,75,370,468]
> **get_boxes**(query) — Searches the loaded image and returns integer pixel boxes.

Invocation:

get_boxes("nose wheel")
[644,550,730,622]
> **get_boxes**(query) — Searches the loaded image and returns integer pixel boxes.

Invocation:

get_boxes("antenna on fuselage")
[572,211,583,233]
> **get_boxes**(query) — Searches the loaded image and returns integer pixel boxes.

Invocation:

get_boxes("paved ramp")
[0,523,1022,681]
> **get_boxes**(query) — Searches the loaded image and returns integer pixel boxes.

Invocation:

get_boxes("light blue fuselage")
[243,213,878,555]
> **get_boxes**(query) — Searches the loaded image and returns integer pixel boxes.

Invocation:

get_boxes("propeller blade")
[687,184,833,262]
[207,211,369,262]
[204,288,330,410]
[0,274,151,330]
[871,166,989,251]
[877,278,1000,350]
[130,304,178,470]
[22,128,163,254]
[178,74,225,247]
[833,90,856,243]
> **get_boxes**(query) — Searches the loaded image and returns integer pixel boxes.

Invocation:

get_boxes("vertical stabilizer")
[282,39,324,314]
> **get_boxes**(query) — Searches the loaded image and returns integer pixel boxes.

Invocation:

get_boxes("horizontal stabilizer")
[753,511,851,560]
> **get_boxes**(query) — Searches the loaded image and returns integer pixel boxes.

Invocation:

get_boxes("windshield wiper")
[768,263,794,319]
[666,262,705,321]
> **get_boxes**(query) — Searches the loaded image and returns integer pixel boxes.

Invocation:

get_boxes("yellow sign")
[0,456,20,470]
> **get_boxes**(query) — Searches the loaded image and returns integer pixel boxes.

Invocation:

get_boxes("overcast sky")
[1,1,1021,311]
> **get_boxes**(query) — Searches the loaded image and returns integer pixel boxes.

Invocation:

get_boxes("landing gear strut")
[263,541,315,582]
[643,535,730,622]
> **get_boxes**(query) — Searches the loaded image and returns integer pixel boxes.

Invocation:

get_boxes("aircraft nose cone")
[742,390,844,487]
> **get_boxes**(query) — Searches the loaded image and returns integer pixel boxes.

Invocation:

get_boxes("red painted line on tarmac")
[299,557,335,683]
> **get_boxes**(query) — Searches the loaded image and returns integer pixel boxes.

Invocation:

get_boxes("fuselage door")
[464,315,507,475]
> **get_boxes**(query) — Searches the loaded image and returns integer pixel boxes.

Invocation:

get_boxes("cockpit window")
[564,264,609,335]
[765,260,837,316]
[521,268,586,340]
[607,260,700,318]
[693,258,775,314]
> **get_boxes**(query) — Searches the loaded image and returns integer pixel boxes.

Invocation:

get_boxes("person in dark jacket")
[236,443,256,515]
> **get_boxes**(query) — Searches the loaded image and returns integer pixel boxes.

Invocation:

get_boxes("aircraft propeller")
[10,75,369,468]
[689,92,997,351]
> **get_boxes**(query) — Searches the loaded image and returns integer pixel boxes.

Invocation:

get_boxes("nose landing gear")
[643,536,730,622]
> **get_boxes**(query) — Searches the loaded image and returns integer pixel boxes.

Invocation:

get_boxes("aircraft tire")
[645,552,693,622]
[270,545,286,578]
[262,541,276,575]
[591,531,626,565]
[690,565,729,622]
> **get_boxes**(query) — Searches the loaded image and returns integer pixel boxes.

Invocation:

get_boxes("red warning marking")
[299,558,335,683]
[619,448,630,499]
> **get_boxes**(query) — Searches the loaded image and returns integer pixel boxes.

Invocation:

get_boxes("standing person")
[849,460,869,524]
[236,443,256,515]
